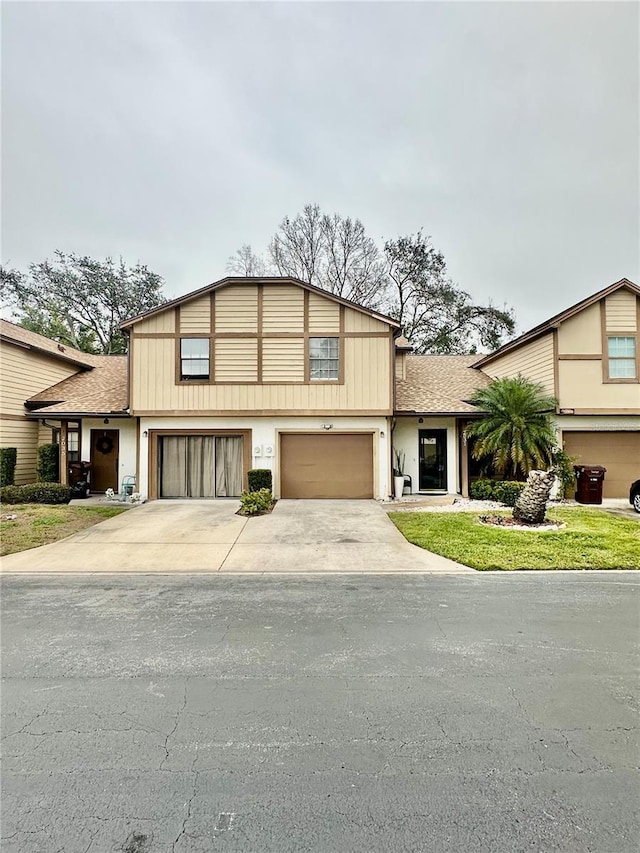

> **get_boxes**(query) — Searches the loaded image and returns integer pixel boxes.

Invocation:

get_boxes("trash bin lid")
[580,465,607,475]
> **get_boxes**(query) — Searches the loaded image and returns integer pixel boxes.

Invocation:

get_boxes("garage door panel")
[563,432,640,498]
[280,433,374,499]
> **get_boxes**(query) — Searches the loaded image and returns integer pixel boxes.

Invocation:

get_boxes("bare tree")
[320,214,386,306]
[227,206,516,353]
[264,203,387,306]
[269,204,326,285]
[226,244,268,277]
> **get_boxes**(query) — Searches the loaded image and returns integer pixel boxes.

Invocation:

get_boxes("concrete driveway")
[0,500,470,574]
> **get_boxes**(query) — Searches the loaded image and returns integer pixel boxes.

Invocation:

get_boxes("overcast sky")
[2,1,638,334]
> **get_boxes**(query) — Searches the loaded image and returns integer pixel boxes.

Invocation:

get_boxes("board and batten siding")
[131,335,391,412]
[0,340,81,484]
[215,340,258,382]
[215,286,258,333]
[180,295,211,334]
[481,332,555,396]
[262,339,305,382]
[129,281,394,413]
[262,286,304,332]
[132,310,175,334]
[308,293,340,332]
[605,290,637,332]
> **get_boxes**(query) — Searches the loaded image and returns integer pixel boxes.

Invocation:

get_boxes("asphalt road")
[1,573,639,853]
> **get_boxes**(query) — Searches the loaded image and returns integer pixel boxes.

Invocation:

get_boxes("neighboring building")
[473,278,640,498]
[0,321,95,484]
[1,277,637,499]
[0,319,131,490]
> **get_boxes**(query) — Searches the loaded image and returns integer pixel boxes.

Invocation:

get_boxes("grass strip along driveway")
[390,508,639,570]
[1,504,127,556]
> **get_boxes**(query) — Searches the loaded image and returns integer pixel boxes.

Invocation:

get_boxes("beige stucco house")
[1,276,638,499]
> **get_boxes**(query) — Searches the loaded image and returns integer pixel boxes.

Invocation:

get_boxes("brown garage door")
[563,431,640,498]
[280,433,374,499]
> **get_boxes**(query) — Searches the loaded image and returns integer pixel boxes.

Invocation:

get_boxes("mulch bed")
[479,514,565,531]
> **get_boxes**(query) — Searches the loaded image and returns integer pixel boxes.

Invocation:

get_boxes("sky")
[2,1,638,335]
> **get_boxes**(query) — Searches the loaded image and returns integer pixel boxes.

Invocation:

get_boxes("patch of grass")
[390,508,640,570]
[0,504,127,556]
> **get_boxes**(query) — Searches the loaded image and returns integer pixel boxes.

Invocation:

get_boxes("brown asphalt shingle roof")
[27,357,128,416]
[395,355,491,414]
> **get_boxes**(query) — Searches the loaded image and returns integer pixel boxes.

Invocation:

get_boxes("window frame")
[54,422,81,462]
[178,336,211,383]
[308,336,341,382]
[605,334,638,383]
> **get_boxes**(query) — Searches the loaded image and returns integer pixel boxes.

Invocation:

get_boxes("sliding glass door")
[159,435,243,498]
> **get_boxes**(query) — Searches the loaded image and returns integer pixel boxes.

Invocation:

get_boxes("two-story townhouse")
[473,278,640,498]
[120,277,400,500]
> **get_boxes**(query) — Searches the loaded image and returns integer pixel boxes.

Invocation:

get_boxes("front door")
[419,429,447,491]
[90,430,119,493]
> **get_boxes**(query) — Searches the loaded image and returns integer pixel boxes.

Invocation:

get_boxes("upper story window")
[180,338,209,381]
[310,337,339,381]
[607,336,636,379]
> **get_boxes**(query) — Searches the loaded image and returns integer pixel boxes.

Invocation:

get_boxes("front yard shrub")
[0,447,17,487]
[493,481,526,507]
[248,469,272,492]
[0,483,72,505]
[37,443,60,482]
[552,448,577,498]
[239,488,273,516]
[470,479,494,500]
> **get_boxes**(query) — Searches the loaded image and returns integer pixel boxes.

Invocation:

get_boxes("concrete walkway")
[0,500,472,574]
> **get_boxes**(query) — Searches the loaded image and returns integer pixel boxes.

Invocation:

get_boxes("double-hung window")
[607,336,636,380]
[310,337,339,381]
[180,338,210,381]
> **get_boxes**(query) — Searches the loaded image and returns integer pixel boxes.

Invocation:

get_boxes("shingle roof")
[0,319,96,368]
[26,357,128,416]
[395,355,491,414]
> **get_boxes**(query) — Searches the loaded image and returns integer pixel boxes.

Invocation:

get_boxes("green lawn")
[390,508,639,570]
[0,504,127,556]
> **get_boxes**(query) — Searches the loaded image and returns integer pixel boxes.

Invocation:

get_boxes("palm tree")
[465,376,558,480]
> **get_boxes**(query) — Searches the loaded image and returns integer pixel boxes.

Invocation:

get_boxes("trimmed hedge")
[0,483,72,505]
[0,447,17,487]
[493,481,526,507]
[469,479,526,507]
[37,443,60,483]
[470,479,494,500]
[248,468,272,492]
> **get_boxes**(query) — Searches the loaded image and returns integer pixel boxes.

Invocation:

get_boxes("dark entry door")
[90,430,119,493]
[419,429,447,491]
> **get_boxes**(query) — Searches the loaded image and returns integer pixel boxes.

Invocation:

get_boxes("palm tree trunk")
[512,470,555,525]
